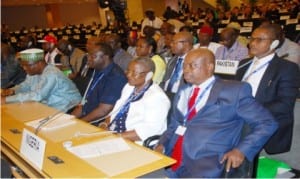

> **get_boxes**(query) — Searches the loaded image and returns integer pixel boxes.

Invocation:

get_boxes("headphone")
[68,44,72,51]
[145,71,153,82]
[28,41,33,47]
[270,39,279,51]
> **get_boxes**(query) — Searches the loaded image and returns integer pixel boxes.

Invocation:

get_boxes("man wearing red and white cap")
[38,35,63,66]
[193,25,222,55]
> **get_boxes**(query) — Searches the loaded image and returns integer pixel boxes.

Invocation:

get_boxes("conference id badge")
[175,125,186,136]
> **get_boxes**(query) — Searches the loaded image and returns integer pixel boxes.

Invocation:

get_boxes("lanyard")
[182,79,215,126]
[81,70,104,105]
[242,60,271,81]
[108,82,152,128]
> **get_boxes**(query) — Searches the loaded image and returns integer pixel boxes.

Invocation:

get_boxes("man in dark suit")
[160,31,193,100]
[155,48,278,178]
[235,24,300,177]
[235,24,300,154]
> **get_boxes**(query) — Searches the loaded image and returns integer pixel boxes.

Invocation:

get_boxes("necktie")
[167,57,183,92]
[171,87,200,171]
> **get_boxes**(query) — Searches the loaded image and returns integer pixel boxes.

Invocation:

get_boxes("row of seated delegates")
[100,57,170,144]
[234,23,300,177]
[154,48,279,177]
[1,43,26,89]
[149,23,299,177]
[1,48,81,111]
[70,43,127,125]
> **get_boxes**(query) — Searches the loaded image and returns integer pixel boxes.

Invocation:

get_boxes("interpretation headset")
[68,44,72,51]
[145,71,153,82]
[270,39,279,51]
[28,41,33,47]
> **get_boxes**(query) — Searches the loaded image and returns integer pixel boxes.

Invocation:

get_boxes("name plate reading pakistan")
[20,128,46,170]
[215,60,239,75]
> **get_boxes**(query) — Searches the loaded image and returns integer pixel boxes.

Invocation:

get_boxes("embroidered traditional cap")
[199,26,214,36]
[38,35,57,44]
[19,48,44,62]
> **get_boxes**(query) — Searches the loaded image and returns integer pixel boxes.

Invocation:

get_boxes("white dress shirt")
[243,53,274,96]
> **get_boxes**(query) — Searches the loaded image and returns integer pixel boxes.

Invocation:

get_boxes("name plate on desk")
[215,60,239,75]
[20,129,46,170]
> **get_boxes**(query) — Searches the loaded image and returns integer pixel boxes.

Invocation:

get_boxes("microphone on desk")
[35,102,79,135]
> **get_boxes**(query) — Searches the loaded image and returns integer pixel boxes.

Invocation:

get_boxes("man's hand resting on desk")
[154,144,164,153]
[1,96,6,105]
[220,148,245,172]
[1,89,15,97]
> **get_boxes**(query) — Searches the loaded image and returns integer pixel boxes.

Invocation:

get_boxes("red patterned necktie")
[171,87,200,171]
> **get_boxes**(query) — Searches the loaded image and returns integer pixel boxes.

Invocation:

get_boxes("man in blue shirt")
[1,48,81,111]
[71,43,127,125]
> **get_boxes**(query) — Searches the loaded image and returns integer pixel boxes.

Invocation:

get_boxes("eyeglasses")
[249,37,273,43]
[87,52,103,59]
[183,62,201,70]
[125,70,148,78]
[171,40,187,44]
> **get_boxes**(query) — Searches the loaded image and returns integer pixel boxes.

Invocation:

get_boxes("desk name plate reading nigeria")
[214,60,239,75]
[20,128,46,170]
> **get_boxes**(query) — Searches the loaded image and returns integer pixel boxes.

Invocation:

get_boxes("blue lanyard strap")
[86,72,104,98]
[183,79,215,126]
[108,82,153,128]
[242,60,271,81]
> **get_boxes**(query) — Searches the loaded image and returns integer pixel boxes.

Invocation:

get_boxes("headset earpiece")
[68,44,72,51]
[28,41,32,47]
[145,71,153,82]
[270,40,279,50]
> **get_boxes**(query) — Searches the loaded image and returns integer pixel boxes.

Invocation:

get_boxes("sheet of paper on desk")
[26,113,76,131]
[68,138,131,158]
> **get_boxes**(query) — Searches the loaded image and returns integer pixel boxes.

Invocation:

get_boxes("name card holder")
[214,60,239,75]
[243,21,253,27]
[286,19,298,25]
[20,129,46,170]
[280,15,290,20]
[240,26,252,33]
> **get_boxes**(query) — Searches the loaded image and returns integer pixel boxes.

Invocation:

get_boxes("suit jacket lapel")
[196,78,222,115]
[235,58,253,80]
[255,56,279,100]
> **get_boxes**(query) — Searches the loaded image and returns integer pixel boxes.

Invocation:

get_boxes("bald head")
[183,49,215,85]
